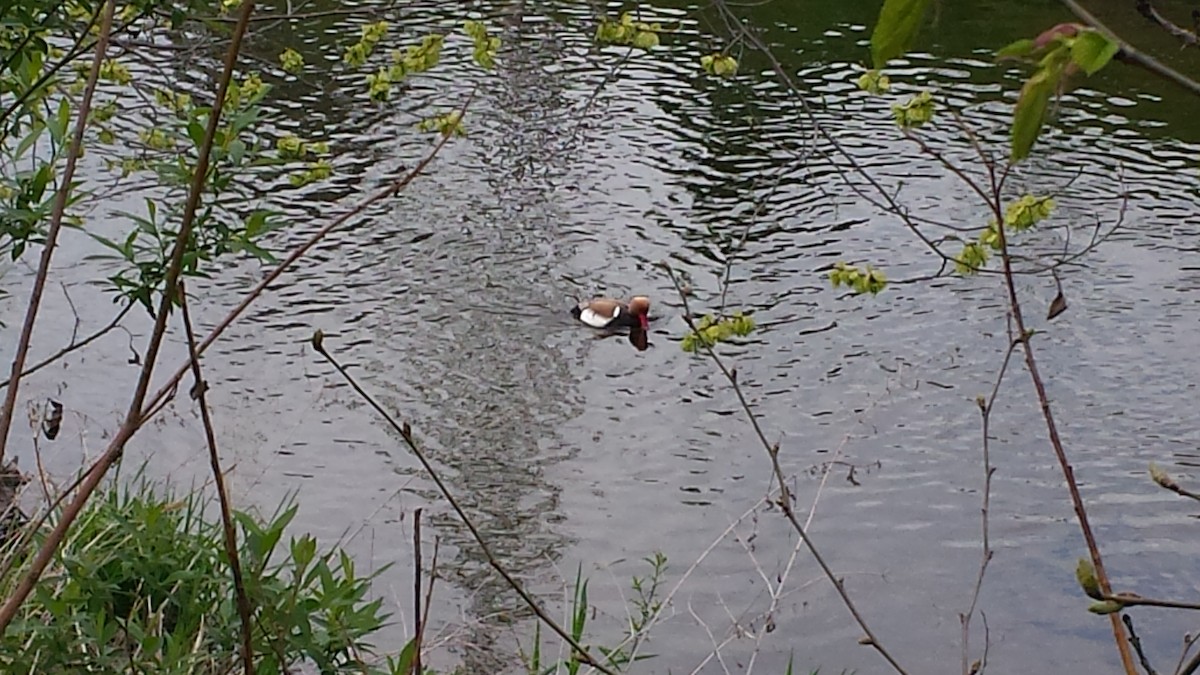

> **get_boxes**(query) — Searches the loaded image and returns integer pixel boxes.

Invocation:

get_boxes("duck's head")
[628,296,651,330]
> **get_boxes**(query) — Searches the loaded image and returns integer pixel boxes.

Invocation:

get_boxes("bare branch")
[961,334,1018,675]
[178,280,255,675]
[1136,0,1199,47]
[311,336,618,675]
[0,303,134,391]
[0,0,257,634]
[0,0,117,462]
[662,262,908,675]
[1060,0,1200,98]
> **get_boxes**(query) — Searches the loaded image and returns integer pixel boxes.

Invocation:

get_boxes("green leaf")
[1070,30,1119,75]
[996,38,1035,60]
[631,30,659,50]
[395,637,417,674]
[870,0,932,68]
[1075,558,1103,600]
[1088,600,1124,615]
[1010,68,1056,163]
[15,122,45,159]
[48,98,71,145]
[186,119,206,148]
[228,139,246,166]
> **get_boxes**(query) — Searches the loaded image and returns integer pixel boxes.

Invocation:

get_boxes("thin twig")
[1103,593,1200,613]
[662,262,908,675]
[1136,0,1199,47]
[991,189,1136,675]
[1060,0,1200,98]
[1150,465,1200,503]
[1174,631,1200,675]
[311,336,617,675]
[179,280,256,675]
[0,0,257,635]
[418,536,439,674]
[0,0,116,463]
[1124,614,1159,675]
[619,492,773,665]
[413,508,423,675]
[961,335,1017,675]
[0,303,134,391]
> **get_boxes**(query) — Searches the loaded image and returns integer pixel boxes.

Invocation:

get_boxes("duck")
[571,295,651,330]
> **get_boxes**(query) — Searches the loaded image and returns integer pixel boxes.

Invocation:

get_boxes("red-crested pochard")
[572,296,651,330]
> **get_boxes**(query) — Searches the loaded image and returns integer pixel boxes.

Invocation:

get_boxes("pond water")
[3,0,1200,673]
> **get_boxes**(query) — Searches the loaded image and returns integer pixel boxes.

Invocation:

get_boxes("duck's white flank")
[578,306,616,328]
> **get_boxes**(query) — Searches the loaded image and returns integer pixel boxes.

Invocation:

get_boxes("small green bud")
[1075,558,1103,600]
[1087,600,1124,615]
[1149,462,1176,490]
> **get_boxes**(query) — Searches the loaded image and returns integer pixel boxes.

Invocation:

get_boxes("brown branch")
[0,303,133,391]
[1124,614,1159,675]
[178,280,255,675]
[416,534,439,673]
[661,263,908,675]
[1136,0,1199,47]
[0,0,257,635]
[132,87,475,434]
[890,91,1137,674]
[1105,592,1200,613]
[0,91,475,613]
[0,0,116,463]
[1060,0,1200,98]
[960,334,1018,675]
[310,336,618,675]
[1177,632,1200,675]
[992,200,1136,675]
[413,508,423,675]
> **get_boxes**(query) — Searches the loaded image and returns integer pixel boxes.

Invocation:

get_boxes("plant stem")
[961,336,1015,675]
[312,337,618,675]
[0,0,115,462]
[993,214,1137,675]
[179,280,256,675]
[0,0,257,635]
[1059,0,1200,97]
[663,263,908,675]
[413,508,423,675]
[0,303,133,391]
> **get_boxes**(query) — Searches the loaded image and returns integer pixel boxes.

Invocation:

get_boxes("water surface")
[3,1,1200,673]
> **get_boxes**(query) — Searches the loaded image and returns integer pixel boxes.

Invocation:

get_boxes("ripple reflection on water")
[2,2,1200,673]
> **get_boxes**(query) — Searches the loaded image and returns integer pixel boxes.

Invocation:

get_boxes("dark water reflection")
[3,0,1200,673]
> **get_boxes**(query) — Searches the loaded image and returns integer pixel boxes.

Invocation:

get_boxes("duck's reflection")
[590,326,652,352]
[628,327,649,351]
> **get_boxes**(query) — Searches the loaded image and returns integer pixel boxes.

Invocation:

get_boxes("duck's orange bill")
[639,314,650,330]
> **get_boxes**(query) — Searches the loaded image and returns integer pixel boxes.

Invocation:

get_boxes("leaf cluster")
[464,20,500,69]
[343,20,390,67]
[953,195,1054,275]
[891,90,933,129]
[681,312,756,353]
[999,26,1119,161]
[417,110,466,138]
[829,262,888,295]
[700,52,738,78]
[595,12,662,50]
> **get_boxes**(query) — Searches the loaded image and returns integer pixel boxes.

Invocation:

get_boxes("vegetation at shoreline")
[0,0,1199,673]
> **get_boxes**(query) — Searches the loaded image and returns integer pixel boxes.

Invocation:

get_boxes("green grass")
[0,471,396,674]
